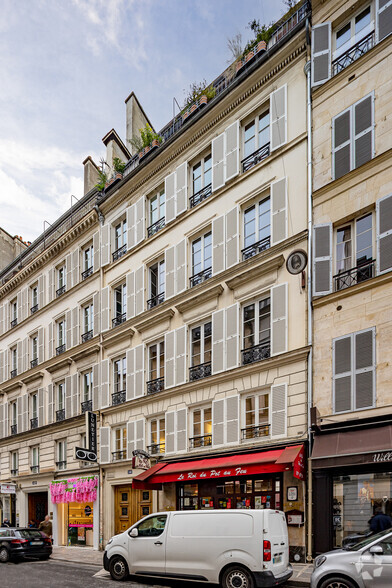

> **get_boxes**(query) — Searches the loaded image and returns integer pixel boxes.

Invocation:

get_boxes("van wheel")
[0,547,10,563]
[221,566,254,588]
[109,556,129,581]
[320,577,357,588]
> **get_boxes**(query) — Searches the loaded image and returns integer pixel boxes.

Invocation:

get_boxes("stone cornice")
[102,326,135,349]
[21,371,45,386]
[71,343,100,363]
[134,308,175,333]
[45,356,73,374]
[226,255,285,290]
[175,285,224,315]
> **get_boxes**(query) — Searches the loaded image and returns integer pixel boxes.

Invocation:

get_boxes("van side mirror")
[369,545,383,555]
[129,528,138,538]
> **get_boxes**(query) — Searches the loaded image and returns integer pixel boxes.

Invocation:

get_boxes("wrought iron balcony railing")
[30,465,40,474]
[147,377,164,395]
[112,450,126,461]
[10,369,17,378]
[189,267,212,288]
[334,259,375,291]
[147,217,165,238]
[56,461,67,470]
[82,329,93,342]
[31,304,39,315]
[147,291,165,310]
[147,443,165,455]
[10,424,17,435]
[81,266,93,280]
[10,318,17,328]
[242,143,270,173]
[189,434,212,449]
[241,342,271,365]
[332,32,375,77]
[241,236,270,261]
[112,244,127,261]
[112,390,126,406]
[30,358,38,369]
[189,361,212,382]
[56,343,66,355]
[81,399,92,413]
[112,313,126,328]
[241,424,270,440]
[30,417,38,430]
[189,183,212,208]
[56,285,66,297]
[56,408,65,422]
[10,469,18,476]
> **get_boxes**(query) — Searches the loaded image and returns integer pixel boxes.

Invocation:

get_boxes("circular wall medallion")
[286,249,308,274]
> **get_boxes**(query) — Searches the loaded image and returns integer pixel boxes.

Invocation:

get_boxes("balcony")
[112,244,127,261]
[30,417,38,430]
[147,291,165,310]
[56,343,66,355]
[334,259,375,291]
[30,465,40,474]
[189,183,212,209]
[241,143,270,173]
[112,313,126,328]
[30,358,38,369]
[241,342,271,365]
[332,32,375,77]
[241,424,270,440]
[112,450,126,461]
[10,424,17,435]
[147,217,165,238]
[241,236,270,261]
[81,266,93,280]
[189,434,212,449]
[10,318,18,328]
[30,304,39,315]
[82,329,93,343]
[56,461,67,470]
[189,361,212,382]
[147,377,164,395]
[189,267,212,288]
[112,390,126,406]
[56,408,65,422]
[81,399,92,413]
[10,469,18,476]
[10,369,17,378]
[147,443,165,455]
[56,285,66,297]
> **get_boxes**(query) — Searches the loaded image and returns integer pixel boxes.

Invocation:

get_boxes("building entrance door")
[114,486,152,534]
[28,492,48,527]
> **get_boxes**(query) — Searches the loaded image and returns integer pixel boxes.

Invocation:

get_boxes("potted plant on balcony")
[95,170,107,194]
[128,124,163,161]
[235,19,272,75]
[113,157,126,179]
[181,80,216,122]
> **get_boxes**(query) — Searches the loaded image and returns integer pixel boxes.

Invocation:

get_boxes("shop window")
[68,502,94,546]
[242,296,271,365]
[242,393,269,440]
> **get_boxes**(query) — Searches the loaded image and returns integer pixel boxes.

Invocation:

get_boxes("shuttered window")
[376,193,392,275]
[242,393,269,440]
[335,213,374,290]
[242,297,271,365]
[147,341,165,394]
[148,259,165,308]
[333,328,376,413]
[311,23,331,86]
[149,418,165,455]
[148,188,165,236]
[242,197,271,260]
[190,231,212,286]
[190,407,212,448]
[377,0,392,42]
[113,427,127,461]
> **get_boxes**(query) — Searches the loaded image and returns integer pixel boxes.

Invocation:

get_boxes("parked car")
[0,527,52,562]
[104,509,292,587]
[311,528,392,588]
[342,529,373,549]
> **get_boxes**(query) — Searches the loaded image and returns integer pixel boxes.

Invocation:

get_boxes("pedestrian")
[28,519,36,528]
[369,507,392,533]
[38,514,52,538]
[2,518,11,527]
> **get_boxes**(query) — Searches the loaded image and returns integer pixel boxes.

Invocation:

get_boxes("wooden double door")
[28,492,48,527]
[115,486,152,534]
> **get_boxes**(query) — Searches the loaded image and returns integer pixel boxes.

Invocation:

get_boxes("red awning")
[133,444,305,489]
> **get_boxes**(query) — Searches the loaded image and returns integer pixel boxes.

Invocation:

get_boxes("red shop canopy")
[133,444,305,489]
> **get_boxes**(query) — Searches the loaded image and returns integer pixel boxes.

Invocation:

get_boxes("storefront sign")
[75,447,97,462]
[1,483,16,494]
[373,452,392,463]
[287,486,298,501]
[174,464,285,482]
[86,411,97,454]
[293,446,305,480]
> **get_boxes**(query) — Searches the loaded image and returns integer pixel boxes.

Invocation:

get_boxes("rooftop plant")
[113,157,126,174]
[181,79,216,114]
[95,170,107,192]
[128,124,163,153]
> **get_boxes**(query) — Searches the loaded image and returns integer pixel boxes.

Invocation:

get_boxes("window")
[56,440,67,470]
[82,303,94,341]
[148,189,165,236]
[334,213,374,290]
[190,154,212,207]
[31,335,38,368]
[242,110,270,172]
[190,407,212,448]
[10,401,17,434]
[57,266,66,296]
[147,341,164,394]
[81,370,93,405]
[10,299,17,327]
[190,322,212,381]
[113,426,127,460]
[113,219,127,260]
[82,244,94,279]
[242,296,271,364]
[31,285,38,313]
[30,392,38,429]
[10,346,17,378]
[190,231,212,287]
[136,514,167,537]
[334,6,372,55]
[242,196,271,259]
[333,328,375,414]
[10,451,18,475]
[242,393,269,439]
[56,382,65,421]
[113,358,126,405]
[31,446,40,473]
[113,283,126,327]
[148,259,165,309]
[57,319,66,354]
[149,418,165,454]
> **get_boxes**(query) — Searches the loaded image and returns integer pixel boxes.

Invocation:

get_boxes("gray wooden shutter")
[92,363,100,410]
[17,396,22,433]
[65,253,72,290]
[65,376,72,419]
[20,395,27,432]
[311,23,331,87]
[135,196,145,245]
[101,358,110,408]
[0,305,4,336]
[135,418,145,451]
[225,121,240,182]
[270,85,287,151]
[2,402,8,438]
[72,307,79,348]
[38,274,45,309]
[100,224,111,266]
[176,162,188,216]
[38,388,44,427]
[212,132,225,192]
[212,399,225,447]
[48,321,54,359]
[226,304,239,371]
[176,408,187,453]
[21,287,28,321]
[135,266,144,316]
[93,231,100,272]
[72,248,80,288]
[376,0,392,42]
[22,338,28,373]
[332,108,351,180]
[225,207,239,269]
[48,384,54,424]
[126,271,135,319]
[126,421,135,459]
[175,326,187,386]
[16,341,22,375]
[226,395,239,444]
[176,239,187,294]
[48,268,55,302]
[0,404,4,438]
[313,223,333,296]
[271,384,287,437]
[126,348,135,401]
[65,309,72,350]
[355,328,375,410]
[271,177,287,245]
[135,345,145,398]
[71,373,78,417]
[376,193,392,275]
[271,283,288,356]
[165,411,176,454]
[100,427,111,464]
[101,286,110,332]
[212,309,225,374]
[126,204,136,250]
[212,215,225,275]
[164,330,175,388]
[165,246,176,299]
[354,94,373,169]
[17,291,22,323]
[333,335,352,413]
[38,327,44,364]
[165,172,176,224]
[93,291,100,335]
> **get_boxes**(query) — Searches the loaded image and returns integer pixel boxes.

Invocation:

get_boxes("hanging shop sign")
[86,411,97,454]
[50,476,98,504]
[0,483,16,494]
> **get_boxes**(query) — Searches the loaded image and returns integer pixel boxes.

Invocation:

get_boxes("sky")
[0,0,289,243]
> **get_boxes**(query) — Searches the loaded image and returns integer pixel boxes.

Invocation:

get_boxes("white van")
[104,509,292,587]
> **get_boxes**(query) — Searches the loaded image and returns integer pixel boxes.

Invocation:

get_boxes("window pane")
[159,341,165,378]
[336,23,351,49]
[243,304,255,348]
[151,420,157,444]
[356,214,372,265]
[204,232,212,269]
[159,190,165,218]
[158,261,165,294]
[258,111,270,147]
[245,397,255,426]
[258,197,271,242]
[193,410,201,436]
[191,327,201,366]
[192,238,202,275]
[204,408,212,435]
[336,226,352,273]
[149,345,157,379]
[258,394,269,425]
[150,264,158,297]
[204,322,212,363]
[244,206,256,248]
[193,162,202,194]
[244,121,256,158]
[150,194,158,224]
[259,297,271,346]
[355,7,371,35]
[204,155,212,187]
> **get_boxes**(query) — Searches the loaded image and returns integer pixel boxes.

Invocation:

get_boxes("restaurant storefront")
[0,483,16,526]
